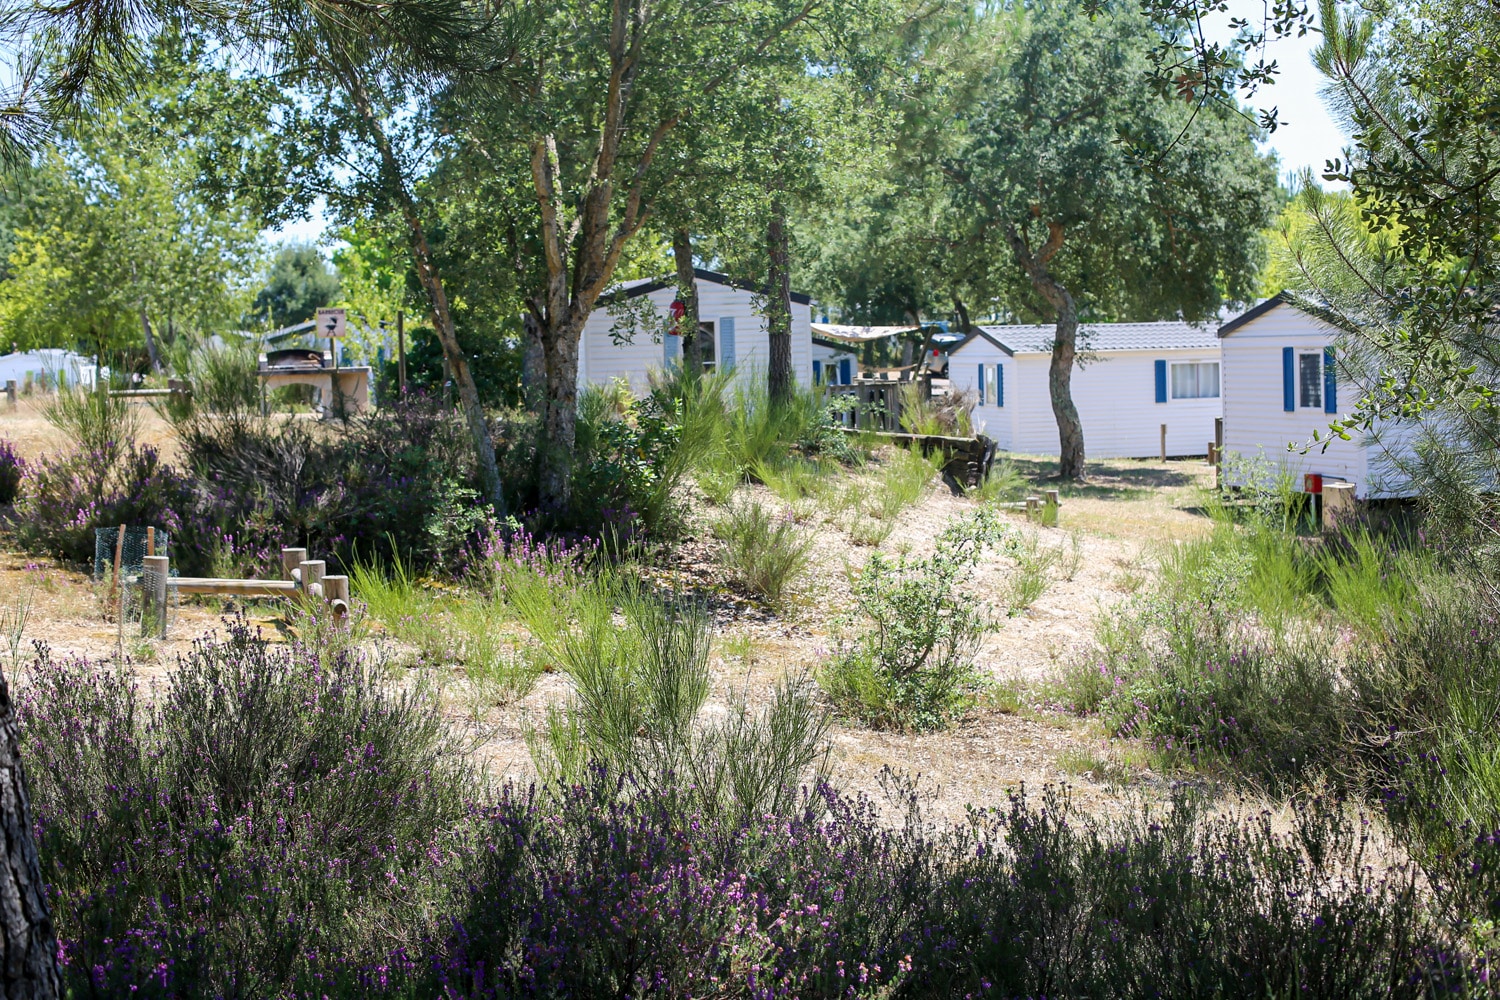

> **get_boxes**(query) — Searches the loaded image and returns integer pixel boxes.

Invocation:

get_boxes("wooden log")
[281,548,308,580]
[142,555,169,638]
[1026,495,1041,521]
[298,560,326,599]
[1159,423,1167,462]
[1322,482,1357,531]
[168,578,298,596]
[1042,489,1060,527]
[145,525,155,558]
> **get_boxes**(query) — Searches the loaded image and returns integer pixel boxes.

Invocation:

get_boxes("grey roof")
[601,267,812,306]
[955,320,1220,355]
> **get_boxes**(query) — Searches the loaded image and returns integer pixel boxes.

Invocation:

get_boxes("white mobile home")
[579,268,813,395]
[948,321,1222,458]
[1218,294,1416,498]
[0,350,102,391]
[811,336,860,385]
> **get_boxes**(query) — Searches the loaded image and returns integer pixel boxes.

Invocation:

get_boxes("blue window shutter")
[719,317,735,368]
[1154,359,1167,403]
[996,365,1004,407]
[1324,347,1337,413]
[1283,347,1296,411]
[664,330,679,366]
[812,360,822,384]
[839,358,851,384]
[977,364,986,402]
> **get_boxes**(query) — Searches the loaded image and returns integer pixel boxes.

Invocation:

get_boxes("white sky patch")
[1203,0,1350,188]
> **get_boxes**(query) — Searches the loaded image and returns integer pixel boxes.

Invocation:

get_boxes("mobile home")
[579,268,813,394]
[948,321,1222,458]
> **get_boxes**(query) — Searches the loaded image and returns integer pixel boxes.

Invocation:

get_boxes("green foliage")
[44,385,140,456]
[822,509,1007,731]
[711,500,813,605]
[250,243,340,329]
[968,458,1028,504]
[0,44,264,362]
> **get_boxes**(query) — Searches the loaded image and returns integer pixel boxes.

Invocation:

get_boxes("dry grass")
[0,396,181,462]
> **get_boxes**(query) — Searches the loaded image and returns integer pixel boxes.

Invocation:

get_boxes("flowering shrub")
[0,437,22,504]
[21,620,474,996]
[22,619,1497,998]
[12,444,194,564]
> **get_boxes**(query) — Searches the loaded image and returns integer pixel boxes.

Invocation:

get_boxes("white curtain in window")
[1171,362,1220,399]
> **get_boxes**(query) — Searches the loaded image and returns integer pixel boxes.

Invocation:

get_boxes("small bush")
[529,576,830,823]
[822,509,1007,730]
[13,444,193,564]
[968,457,1028,504]
[1002,531,1059,613]
[0,437,23,504]
[45,385,140,455]
[873,446,936,520]
[712,500,813,605]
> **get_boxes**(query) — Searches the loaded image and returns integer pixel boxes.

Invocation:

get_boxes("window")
[986,365,998,405]
[1298,352,1322,409]
[697,322,716,372]
[1170,361,1220,399]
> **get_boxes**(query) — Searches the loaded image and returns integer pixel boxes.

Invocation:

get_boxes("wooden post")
[281,548,308,580]
[110,524,126,608]
[1159,424,1167,462]
[1207,442,1217,466]
[1026,495,1041,521]
[1042,489,1060,528]
[298,559,326,600]
[145,525,155,558]
[142,554,169,638]
[396,309,406,395]
[3,380,13,409]
[323,574,351,621]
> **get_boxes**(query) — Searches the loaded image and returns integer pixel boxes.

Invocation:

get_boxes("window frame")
[1168,360,1221,400]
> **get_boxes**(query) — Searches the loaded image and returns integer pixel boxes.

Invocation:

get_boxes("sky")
[268,0,1351,247]
[1207,0,1350,186]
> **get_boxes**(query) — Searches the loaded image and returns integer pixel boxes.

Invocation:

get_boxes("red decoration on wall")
[669,299,686,323]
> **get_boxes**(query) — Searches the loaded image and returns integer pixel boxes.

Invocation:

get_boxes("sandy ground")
[0,397,1219,823]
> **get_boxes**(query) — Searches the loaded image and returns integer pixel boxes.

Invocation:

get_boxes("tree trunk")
[536,311,584,509]
[673,229,702,376]
[0,663,61,998]
[336,57,505,511]
[138,303,160,374]
[1043,289,1085,479]
[766,200,794,403]
[1004,222,1085,479]
[520,313,546,412]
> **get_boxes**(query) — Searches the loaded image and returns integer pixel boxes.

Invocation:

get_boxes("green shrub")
[821,509,1007,730]
[712,499,813,605]
[528,576,830,823]
[45,384,140,455]
[13,444,194,565]
[873,445,937,520]
[968,457,1028,504]
[1003,531,1059,614]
